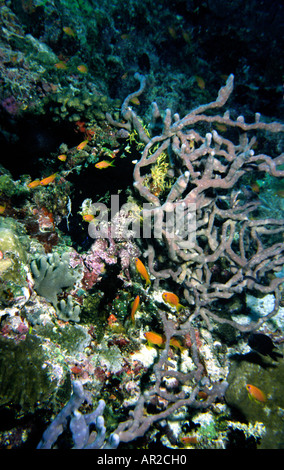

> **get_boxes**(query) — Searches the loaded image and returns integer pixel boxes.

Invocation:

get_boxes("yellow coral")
[127,129,145,150]
[144,151,171,196]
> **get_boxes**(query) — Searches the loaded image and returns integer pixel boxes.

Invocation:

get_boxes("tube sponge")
[37,380,120,449]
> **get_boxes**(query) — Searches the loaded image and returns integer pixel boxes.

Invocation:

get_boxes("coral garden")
[0,0,283,450]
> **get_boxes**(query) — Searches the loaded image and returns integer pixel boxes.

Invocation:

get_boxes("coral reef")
[0,218,32,307]
[0,0,283,451]
[0,332,70,413]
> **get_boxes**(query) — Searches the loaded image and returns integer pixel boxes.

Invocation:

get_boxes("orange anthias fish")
[194,75,206,90]
[54,61,68,70]
[95,160,115,170]
[130,96,140,105]
[131,295,140,324]
[169,337,185,352]
[40,173,57,186]
[135,258,151,287]
[63,26,75,37]
[182,30,191,45]
[27,179,41,189]
[82,214,94,222]
[180,436,199,445]
[58,154,67,162]
[215,122,227,133]
[162,292,184,312]
[77,140,88,150]
[246,384,267,403]
[145,331,165,347]
[168,26,177,39]
[0,203,6,214]
[77,64,88,74]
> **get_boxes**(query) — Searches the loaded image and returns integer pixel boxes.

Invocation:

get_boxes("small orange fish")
[168,26,177,39]
[135,258,151,287]
[250,182,260,193]
[77,140,88,150]
[246,384,267,403]
[40,173,57,186]
[194,75,206,90]
[54,61,68,70]
[77,64,88,74]
[0,204,6,214]
[215,123,227,133]
[197,391,208,400]
[95,160,115,169]
[169,337,185,352]
[27,179,41,189]
[131,295,140,324]
[63,26,75,37]
[145,331,165,347]
[82,214,94,222]
[162,292,184,312]
[58,154,67,162]
[130,97,140,105]
[182,31,191,44]
[181,436,199,445]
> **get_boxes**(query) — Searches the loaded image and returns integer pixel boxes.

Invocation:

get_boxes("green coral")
[80,291,106,339]
[33,321,91,355]
[50,85,113,122]
[0,220,30,305]
[199,421,218,440]
[0,174,28,200]
[111,291,131,323]
[0,335,70,412]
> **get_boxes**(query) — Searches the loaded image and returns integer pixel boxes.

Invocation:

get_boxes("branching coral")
[100,73,284,444]
[108,73,284,333]
[112,309,228,443]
